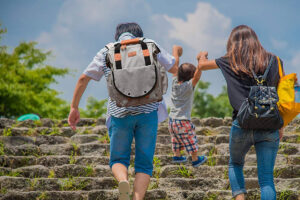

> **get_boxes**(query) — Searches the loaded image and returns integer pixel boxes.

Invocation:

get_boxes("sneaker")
[192,156,207,168]
[172,156,187,164]
[118,180,130,200]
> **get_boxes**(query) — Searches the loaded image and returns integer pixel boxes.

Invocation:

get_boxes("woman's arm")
[196,51,219,71]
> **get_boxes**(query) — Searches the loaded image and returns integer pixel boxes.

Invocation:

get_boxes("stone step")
[159,165,300,179]
[2,142,299,157]
[1,177,299,192]
[0,189,299,200]
[158,177,300,191]
[1,164,299,179]
[0,164,111,178]
[1,154,299,170]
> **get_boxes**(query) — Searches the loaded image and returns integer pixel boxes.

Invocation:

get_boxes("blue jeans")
[108,110,158,176]
[229,120,279,199]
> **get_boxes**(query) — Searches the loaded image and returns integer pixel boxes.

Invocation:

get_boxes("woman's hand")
[173,45,183,57]
[68,107,80,130]
[279,127,284,140]
[197,51,208,61]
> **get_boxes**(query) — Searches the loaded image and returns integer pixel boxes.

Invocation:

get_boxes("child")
[168,45,208,167]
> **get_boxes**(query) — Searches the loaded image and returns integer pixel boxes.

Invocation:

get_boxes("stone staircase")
[0,117,299,200]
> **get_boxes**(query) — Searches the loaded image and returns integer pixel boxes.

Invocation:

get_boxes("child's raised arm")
[192,51,208,87]
[171,45,183,76]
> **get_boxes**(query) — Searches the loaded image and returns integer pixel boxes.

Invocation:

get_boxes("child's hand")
[173,45,183,57]
[197,51,208,61]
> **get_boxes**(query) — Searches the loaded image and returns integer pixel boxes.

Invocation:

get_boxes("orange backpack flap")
[276,56,300,127]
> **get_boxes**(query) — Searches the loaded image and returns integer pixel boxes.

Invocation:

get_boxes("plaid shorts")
[168,118,198,154]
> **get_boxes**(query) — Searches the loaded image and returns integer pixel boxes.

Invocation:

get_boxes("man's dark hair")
[177,63,196,82]
[115,23,144,41]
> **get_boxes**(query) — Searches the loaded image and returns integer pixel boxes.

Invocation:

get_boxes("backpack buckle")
[255,78,265,85]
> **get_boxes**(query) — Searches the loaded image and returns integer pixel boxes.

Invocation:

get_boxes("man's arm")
[170,45,182,76]
[68,74,92,130]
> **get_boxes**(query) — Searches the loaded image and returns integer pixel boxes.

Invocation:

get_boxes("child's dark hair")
[177,63,196,82]
[115,22,144,41]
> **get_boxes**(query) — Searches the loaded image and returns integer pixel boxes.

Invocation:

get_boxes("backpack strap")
[113,38,151,70]
[251,56,274,85]
[277,56,283,78]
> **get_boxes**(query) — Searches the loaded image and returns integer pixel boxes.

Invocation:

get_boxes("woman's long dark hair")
[225,25,271,77]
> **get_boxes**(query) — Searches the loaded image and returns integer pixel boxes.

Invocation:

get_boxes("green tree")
[80,97,107,118]
[0,26,69,119]
[192,81,233,118]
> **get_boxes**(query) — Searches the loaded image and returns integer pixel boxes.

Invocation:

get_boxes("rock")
[59,127,76,137]
[77,118,96,126]
[16,120,36,128]
[70,134,99,144]
[37,156,70,167]
[0,136,35,146]
[202,117,224,127]
[191,118,202,126]
[41,118,55,127]
[39,144,73,156]
[223,117,232,126]
[35,135,68,146]
[96,118,106,125]
[13,165,49,178]
[0,118,15,128]
[91,126,107,135]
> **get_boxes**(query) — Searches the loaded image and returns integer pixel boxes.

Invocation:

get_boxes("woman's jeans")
[229,120,279,200]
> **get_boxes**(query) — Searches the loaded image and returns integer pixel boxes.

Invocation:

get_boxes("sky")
[1,0,300,108]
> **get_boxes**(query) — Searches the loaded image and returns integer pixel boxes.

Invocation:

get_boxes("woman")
[197,25,283,200]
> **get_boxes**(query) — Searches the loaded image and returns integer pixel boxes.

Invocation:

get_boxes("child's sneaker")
[192,156,207,168]
[172,156,187,164]
[118,180,130,200]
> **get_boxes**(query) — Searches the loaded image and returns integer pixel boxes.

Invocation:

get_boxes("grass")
[207,147,217,166]
[278,190,294,200]
[204,193,218,200]
[59,176,88,191]
[0,170,21,177]
[98,133,110,144]
[69,151,77,164]
[34,120,42,127]
[29,177,38,191]
[71,142,80,155]
[2,128,12,136]
[173,165,194,178]
[0,141,4,156]
[48,170,55,178]
[273,168,284,178]
[149,156,161,190]
[0,187,7,195]
[84,164,94,177]
[37,192,48,200]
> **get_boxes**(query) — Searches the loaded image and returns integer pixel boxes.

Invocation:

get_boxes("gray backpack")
[105,38,168,107]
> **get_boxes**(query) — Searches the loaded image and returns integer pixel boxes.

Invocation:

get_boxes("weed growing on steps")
[148,156,161,190]
[59,176,88,191]
[273,168,284,178]
[48,170,55,178]
[33,120,42,127]
[0,187,7,195]
[69,151,77,164]
[0,141,4,155]
[29,177,38,191]
[0,170,21,177]
[173,165,194,178]
[278,190,294,200]
[71,142,80,155]
[2,128,12,136]
[207,147,217,166]
[98,133,110,144]
[204,193,218,200]
[223,169,229,179]
[84,164,94,177]
[37,192,48,200]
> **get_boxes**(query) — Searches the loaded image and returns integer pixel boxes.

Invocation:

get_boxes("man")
[68,22,178,200]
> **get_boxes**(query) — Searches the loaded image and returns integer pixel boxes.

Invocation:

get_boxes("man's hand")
[197,51,208,61]
[173,45,183,57]
[68,108,80,130]
[279,127,284,140]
